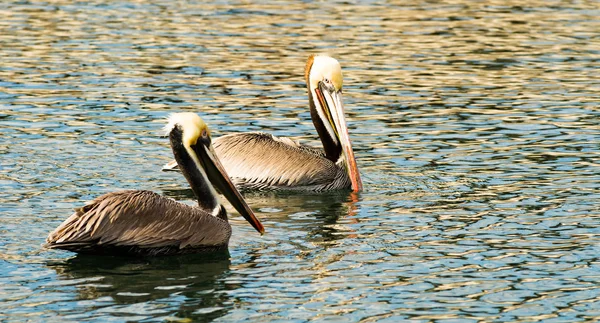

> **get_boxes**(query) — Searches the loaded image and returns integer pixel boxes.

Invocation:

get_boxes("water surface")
[1,0,600,322]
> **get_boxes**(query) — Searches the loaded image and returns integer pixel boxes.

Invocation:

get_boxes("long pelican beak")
[315,82,363,192]
[195,143,265,234]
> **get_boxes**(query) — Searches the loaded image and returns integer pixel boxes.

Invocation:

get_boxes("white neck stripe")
[311,88,338,145]
[184,143,220,209]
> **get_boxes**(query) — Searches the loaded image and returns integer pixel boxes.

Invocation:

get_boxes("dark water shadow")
[47,252,232,322]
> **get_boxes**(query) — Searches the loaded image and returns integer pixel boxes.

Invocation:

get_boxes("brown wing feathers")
[214,132,339,189]
[45,190,231,254]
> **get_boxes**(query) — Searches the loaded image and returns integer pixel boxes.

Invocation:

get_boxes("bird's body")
[46,190,231,256]
[213,132,351,191]
[45,113,264,256]
[163,55,363,192]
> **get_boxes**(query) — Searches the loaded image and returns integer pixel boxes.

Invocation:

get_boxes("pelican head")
[165,113,264,234]
[305,54,363,192]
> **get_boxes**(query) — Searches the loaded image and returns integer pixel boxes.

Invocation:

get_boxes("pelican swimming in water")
[163,54,363,192]
[45,112,264,256]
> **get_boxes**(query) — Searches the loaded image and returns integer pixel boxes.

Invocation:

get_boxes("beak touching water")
[195,142,265,234]
[316,82,363,192]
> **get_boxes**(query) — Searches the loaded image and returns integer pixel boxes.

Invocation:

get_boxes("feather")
[45,190,231,256]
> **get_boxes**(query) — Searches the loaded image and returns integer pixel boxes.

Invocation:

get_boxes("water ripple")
[1,0,600,322]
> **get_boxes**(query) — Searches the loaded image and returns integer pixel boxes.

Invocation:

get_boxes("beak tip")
[351,177,363,193]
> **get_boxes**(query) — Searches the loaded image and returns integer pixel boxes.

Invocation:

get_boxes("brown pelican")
[45,113,265,256]
[163,54,363,192]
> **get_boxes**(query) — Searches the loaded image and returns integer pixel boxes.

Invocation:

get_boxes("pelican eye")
[319,79,336,93]
[201,129,208,138]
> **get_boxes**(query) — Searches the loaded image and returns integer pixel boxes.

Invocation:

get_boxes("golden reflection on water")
[2,1,598,102]
[1,0,600,322]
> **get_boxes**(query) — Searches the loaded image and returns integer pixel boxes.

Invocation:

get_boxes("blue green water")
[1,0,600,322]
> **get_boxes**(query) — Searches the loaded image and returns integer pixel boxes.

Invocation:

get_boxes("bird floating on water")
[163,54,363,192]
[45,112,264,256]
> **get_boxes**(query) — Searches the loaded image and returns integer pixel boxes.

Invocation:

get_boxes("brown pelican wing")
[213,132,341,190]
[45,190,231,254]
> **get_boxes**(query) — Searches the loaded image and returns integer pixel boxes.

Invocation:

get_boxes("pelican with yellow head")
[163,55,363,192]
[45,113,264,256]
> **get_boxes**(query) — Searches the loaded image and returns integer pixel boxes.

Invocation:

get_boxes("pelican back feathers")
[213,132,351,191]
[45,190,231,256]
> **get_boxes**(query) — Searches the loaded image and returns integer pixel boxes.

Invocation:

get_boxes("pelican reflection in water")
[45,113,264,256]
[48,253,231,320]
[163,54,363,192]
